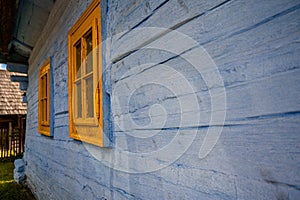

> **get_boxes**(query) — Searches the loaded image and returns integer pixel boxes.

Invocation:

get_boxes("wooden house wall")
[24,0,300,199]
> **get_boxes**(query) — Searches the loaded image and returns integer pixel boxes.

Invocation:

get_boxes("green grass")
[0,161,35,200]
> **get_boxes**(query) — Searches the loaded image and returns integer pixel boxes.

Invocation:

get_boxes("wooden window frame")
[68,0,104,147]
[38,58,51,136]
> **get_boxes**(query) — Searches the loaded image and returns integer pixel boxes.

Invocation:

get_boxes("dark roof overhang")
[0,0,54,70]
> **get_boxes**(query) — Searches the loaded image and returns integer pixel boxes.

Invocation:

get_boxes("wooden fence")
[0,116,26,159]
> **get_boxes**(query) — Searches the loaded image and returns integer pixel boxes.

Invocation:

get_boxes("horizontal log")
[6,62,28,74]
[10,75,28,82]
[22,96,27,103]
[19,81,28,90]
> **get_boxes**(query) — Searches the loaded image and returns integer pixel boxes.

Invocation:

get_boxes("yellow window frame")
[38,58,51,136]
[68,0,104,147]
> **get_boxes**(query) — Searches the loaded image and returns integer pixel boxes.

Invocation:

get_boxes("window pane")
[75,42,81,78]
[41,76,45,122]
[41,76,44,98]
[41,100,44,122]
[86,76,94,118]
[85,31,93,74]
[76,82,82,118]
[45,75,47,98]
[45,99,48,122]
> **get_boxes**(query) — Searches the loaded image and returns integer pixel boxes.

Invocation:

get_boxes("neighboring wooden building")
[0,69,27,158]
[0,0,300,199]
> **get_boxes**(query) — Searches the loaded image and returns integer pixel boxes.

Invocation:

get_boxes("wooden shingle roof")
[0,70,27,115]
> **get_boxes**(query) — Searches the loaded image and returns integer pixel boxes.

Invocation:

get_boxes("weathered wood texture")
[0,116,26,159]
[24,0,300,199]
[6,62,28,73]
[0,70,27,115]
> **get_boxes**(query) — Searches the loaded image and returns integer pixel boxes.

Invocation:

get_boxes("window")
[38,58,51,136]
[68,0,105,147]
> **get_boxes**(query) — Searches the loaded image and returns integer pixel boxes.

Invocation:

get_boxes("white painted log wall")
[24,0,300,199]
